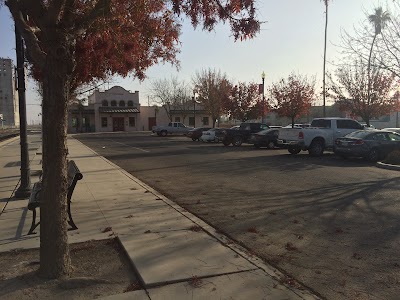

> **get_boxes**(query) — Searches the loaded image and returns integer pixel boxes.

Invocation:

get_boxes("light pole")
[193,89,197,128]
[14,24,31,198]
[396,90,400,128]
[261,72,266,124]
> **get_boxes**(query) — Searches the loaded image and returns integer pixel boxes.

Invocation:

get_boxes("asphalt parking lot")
[76,132,400,300]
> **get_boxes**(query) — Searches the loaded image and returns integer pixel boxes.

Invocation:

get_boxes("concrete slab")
[119,230,257,288]
[101,205,195,235]
[0,208,40,252]
[0,199,29,213]
[97,290,150,300]
[67,212,113,243]
[148,269,312,300]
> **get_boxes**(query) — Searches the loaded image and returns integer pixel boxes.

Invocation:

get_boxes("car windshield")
[345,130,371,138]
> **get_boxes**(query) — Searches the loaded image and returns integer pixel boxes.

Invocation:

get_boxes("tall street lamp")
[261,71,266,124]
[396,90,400,128]
[14,24,31,198]
[193,89,197,128]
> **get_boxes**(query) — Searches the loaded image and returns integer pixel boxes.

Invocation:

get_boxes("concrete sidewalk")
[0,135,319,300]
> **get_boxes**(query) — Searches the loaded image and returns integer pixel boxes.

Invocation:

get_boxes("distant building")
[0,58,19,127]
[67,85,212,133]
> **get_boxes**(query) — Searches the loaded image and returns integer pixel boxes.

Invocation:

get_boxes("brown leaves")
[246,227,258,233]
[188,275,203,288]
[285,242,298,251]
[123,281,142,292]
[102,227,112,233]
[189,225,203,232]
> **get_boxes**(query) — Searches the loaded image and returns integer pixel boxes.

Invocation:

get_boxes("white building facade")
[88,86,141,132]
[0,58,19,127]
[68,86,212,133]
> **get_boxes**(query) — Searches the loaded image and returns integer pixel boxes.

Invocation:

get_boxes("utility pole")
[261,72,266,123]
[14,24,31,198]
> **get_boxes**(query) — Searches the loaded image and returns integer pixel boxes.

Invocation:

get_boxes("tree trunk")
[291,116,295,128]
[39,49,72,278]
[367,34,377,107]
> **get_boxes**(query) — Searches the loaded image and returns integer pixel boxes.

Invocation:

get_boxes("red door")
[148,117,156,130]
[113,117,124,131]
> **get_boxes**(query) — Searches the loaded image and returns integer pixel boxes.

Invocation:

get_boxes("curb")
[0,135,20,148]
[376,161,400,171]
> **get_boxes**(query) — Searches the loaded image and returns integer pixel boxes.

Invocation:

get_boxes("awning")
[99,107,140,113]
[69,109,95,114]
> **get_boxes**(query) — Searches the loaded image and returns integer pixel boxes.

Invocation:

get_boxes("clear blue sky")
[0,0,389,123]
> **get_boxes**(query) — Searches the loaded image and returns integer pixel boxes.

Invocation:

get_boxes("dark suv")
[186,127,211,141]
[218,123,269,146]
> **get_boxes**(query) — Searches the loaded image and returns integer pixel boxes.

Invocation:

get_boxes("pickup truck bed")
[278,118,365,156]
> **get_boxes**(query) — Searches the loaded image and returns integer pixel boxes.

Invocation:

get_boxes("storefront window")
[101,117,108,127]
[129,117,135,127]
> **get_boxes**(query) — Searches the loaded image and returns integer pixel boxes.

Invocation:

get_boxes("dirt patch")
[0,238,142,299]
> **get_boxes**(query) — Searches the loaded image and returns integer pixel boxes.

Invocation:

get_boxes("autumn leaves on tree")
[269,74,315,128]
[4,0,260,279]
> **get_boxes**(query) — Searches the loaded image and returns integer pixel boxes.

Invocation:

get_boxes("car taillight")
[335,139,340,145]
[354,140,364,145]
[298,132,304,139]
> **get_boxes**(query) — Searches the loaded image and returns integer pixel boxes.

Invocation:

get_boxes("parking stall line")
[107,139,150,153]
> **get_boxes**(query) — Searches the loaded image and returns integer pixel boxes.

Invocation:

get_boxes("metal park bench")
[27,160,83,235]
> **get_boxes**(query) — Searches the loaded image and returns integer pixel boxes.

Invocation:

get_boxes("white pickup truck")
[152,122,193,136]
[278,118,365,156]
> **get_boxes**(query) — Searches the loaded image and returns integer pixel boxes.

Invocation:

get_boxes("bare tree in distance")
[150,77,191,122]
[193,69,231,128]
[327,58,398,126]
[340,6,398,76]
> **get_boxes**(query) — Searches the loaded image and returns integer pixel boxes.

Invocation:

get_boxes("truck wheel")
[266,141,275,149]
[160,130,167,137]
[308,140,324,157]
[232,136,242,147]
[288,146,301,155]
[223,140,231,146]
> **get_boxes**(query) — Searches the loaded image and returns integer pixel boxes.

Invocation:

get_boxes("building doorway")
[113,117,124,131]
[148,117,156,130]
